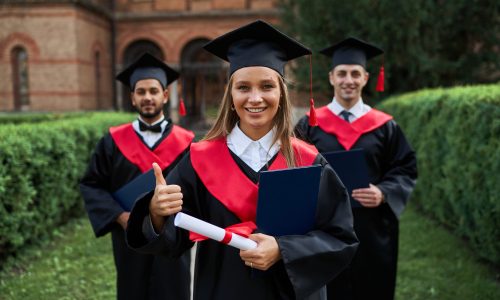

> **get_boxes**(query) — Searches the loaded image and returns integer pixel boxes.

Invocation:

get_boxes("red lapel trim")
[110,123,194,173]
[309,106,393,150]
[190,137,318,222]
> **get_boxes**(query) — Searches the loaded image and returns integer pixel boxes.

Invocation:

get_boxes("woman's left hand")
[240,233,281,271]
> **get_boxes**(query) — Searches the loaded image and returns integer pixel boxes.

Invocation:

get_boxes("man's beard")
[138,105,163,119]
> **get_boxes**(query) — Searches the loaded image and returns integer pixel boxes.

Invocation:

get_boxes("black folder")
[322,149,370,208]
[112,169,155,211]
[256,165,322,236]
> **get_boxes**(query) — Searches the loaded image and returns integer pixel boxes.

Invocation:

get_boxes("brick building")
[0,0,278,120]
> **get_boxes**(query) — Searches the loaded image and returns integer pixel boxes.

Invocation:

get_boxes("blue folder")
[256,165,322,236]
[322,149,370,208]
[112,169,156,211]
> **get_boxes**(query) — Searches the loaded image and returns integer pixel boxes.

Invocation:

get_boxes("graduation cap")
[320,37,385,92]
[116,53,179,89]
[116,53,186,116]
[203,20,319,125]
[203,20,311,76]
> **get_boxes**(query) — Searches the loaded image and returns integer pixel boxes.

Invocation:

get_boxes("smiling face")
[131,79,168,123]
[231,66,281,140]
[329,64,369,107]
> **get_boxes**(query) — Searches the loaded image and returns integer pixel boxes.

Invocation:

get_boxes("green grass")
[0,205,498,299]
[0,218,115,299]
[396,204,499,299]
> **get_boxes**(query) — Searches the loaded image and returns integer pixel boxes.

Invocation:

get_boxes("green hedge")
[0,112,134,263]
[378,84,500,266]
[0,112,90,124]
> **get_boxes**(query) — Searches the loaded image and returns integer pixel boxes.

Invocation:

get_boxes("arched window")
[11,46,30,111]
[95,51,101,109]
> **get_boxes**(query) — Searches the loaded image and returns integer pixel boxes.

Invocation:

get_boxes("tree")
[279,0,500,105]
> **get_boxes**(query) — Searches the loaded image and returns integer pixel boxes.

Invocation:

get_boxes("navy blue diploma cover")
[112,169,155,211]
[322,149,370,208]
[256,165,322,236]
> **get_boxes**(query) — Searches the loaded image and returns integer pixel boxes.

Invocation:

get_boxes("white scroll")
[174,212,257,250]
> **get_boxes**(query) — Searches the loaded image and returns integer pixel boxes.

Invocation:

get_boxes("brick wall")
[0,0,278,112]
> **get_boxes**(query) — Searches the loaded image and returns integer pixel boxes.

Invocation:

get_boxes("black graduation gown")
[126,141,359,300]
[79,121,191,300]
[295,110,417,300]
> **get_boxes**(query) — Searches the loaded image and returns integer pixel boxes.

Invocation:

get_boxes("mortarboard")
[320,37,385,92]
[116,53,179,90]
[203,20,319,126]
[203,20,311,76]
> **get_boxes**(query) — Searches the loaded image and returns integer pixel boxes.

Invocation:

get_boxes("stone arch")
[0,32,40,62]
[179,37,227,127]
[117,31,170,64]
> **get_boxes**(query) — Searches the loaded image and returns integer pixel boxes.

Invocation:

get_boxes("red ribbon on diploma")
[189,221,257,244]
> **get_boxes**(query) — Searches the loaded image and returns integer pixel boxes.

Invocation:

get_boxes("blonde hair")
[203,72,296,167]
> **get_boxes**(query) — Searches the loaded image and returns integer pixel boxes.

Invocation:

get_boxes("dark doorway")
[180,39,227,128]
[121,40,164,112]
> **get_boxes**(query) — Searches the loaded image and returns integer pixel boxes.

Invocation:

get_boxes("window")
[11,46,30,110]
[95,51,101,108]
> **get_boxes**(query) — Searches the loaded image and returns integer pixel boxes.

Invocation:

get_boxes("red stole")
[190,137,318,223]
[110,123,194,173]
[309,106,393,150]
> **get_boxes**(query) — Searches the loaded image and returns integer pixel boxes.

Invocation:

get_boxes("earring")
[231,105,235,111]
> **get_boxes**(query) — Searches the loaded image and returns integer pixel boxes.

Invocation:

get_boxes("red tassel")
[308,98,318,126]
[179,98,186,116]
[376,66,385,92]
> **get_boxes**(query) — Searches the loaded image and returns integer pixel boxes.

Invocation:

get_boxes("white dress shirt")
[327,98,371,123]
[226,124,280,172]
[132,116,168,148]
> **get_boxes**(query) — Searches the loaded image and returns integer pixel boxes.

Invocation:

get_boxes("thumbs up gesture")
[149,163,183,231]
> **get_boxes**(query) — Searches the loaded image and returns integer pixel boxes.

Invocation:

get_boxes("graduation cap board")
[319,37,383,69]
[256,165,322,236]
[203,20,311,76]
[322,149,370,208]
[116,53,179,89]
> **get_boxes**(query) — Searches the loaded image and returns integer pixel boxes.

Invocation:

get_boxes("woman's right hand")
[149,162,183,231]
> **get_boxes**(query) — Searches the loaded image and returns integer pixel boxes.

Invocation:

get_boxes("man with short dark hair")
[80,53,193,300]
[295,37,418,300]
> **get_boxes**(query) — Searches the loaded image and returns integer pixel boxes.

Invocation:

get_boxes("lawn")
[0,204,498,299]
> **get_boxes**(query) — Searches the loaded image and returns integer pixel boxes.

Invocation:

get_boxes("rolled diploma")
[174,212,257,250]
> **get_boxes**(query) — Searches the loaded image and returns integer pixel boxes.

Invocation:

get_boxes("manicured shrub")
[379,84,500,266]
[0,112,134,263]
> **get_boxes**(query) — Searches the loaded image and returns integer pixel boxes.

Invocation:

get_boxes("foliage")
[279,0,500,105]
[378,83,500,266]
[0,112,89,124]
[0,112,134,264]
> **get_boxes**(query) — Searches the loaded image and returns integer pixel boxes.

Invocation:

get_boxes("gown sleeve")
[277,154,359,299]
[126,154,197,258]
[376,121,418,219]
[79,135,124,237]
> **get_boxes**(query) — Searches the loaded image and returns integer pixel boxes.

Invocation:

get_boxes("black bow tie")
[139,121,163,133]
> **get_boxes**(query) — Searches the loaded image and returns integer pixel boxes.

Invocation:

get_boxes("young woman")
[126,20,358,300]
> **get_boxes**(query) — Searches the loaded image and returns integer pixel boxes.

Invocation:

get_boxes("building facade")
[0,0,278,118]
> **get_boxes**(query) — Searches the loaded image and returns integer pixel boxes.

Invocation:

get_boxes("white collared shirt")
[132,116,168,148]
[227,124,280,172]
[327,98,371,123]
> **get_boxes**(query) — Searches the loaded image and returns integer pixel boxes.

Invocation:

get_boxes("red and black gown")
[295,106,418,300]
[80,120,194,300]
[126,137,359,300]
